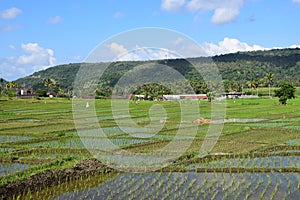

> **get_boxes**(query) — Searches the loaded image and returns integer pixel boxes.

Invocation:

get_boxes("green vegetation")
[274,82,296,105]
[12,48,300,96]
[133,83,172,99]
[0,80,19,97]
[15,63,80,92]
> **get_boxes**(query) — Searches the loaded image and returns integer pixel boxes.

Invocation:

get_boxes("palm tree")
[229,81,242,92]
[4,82,11,96]
[4,81,18,96]
[207,92,213,104]
[247,78,256,95]
[10,81,18,89]
[43,78,56,92]
[257,78,264,96]
[5,81,12,90]
[265,72,274,98]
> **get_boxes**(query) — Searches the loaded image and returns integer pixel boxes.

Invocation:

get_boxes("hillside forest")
[3,48,299,98]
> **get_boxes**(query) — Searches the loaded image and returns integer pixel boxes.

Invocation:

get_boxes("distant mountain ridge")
[15,48,300,91]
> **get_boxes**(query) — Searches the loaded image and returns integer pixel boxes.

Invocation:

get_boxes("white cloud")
[102,42,179,61]
[0,8,22,32]
[0,24,20,32]
[1,7,22,19]
[161,0,186,12]
[202,38,265,55]
[99,38,266,62]
[186,0,217,11]
[8,44,16,50]
[105,42,140,61]
[187,0,244,24]
[17,43,56,68]
[211,7,240,24]
[0,43,56,81]
[171,37,184,45]
[168,37,266,57]
[290,44,300,48]
[168,37,208,57]
[108,42,128,56]
[161,0,244,24]
[48,16,62,24]
[293,0,300,3]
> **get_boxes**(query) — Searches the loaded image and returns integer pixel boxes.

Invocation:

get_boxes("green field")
[0,97,299,199]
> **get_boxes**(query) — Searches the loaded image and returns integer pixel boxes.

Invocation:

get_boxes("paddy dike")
[0,159,113,200]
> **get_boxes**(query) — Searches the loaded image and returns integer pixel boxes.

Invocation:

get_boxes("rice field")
[19,171,300,199]
[0,97,299,199]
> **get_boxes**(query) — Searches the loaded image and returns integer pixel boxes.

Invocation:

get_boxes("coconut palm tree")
[257,78,265,96]
[265,72,274,98]
[4,82,11,96]
[247,78,256,95]
[207,92,213,104]
[5,81,12,90]
[43,78,55,88]
[4,81,18,96]
[10,81,18,89]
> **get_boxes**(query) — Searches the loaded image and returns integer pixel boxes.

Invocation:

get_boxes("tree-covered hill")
[15,63,81,91]
[213,48,300,84]
[14,48,300,94]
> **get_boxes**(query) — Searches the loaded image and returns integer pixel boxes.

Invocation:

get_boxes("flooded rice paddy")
[23,172,300,200]
[1,99,299,199]
[0,163,34,176]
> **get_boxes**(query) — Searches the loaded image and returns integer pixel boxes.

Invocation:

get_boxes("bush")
[35,89,47,97]
[7,91,16,97]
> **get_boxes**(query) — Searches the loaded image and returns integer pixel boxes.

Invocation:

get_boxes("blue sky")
[1,0,300,81]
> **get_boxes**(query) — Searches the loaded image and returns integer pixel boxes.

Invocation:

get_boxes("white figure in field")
[86,102,89,108]
[160,118,167,123]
